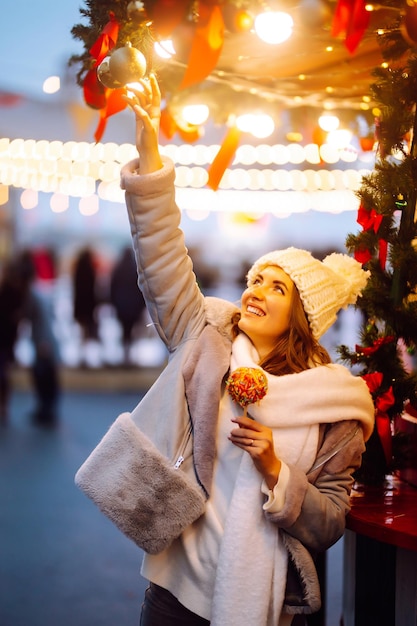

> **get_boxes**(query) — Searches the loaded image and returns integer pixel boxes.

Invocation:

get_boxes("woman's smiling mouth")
[246,305,265,317]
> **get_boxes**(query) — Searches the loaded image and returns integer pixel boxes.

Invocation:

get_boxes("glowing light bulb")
[327,129,353,149]
[181,104,210,126]
[318,114,340,132]
[154,40,176,59]
[43,76,60,94]
[237,114,275,138]
[254,11,293,44]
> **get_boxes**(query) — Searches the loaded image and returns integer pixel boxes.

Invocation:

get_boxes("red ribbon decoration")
[362,371,384,394]
[207,125,242,191]
[89,12,119,67]
[83,12,122,138]
[94,88,127,143]
[355,335,395,356]
[331,0,370,53]
[362,372,395,465]
[179,3,224,90]
[356,203,387,269]
[357,204,383,233]
[378,238,388,270]
[83,68,108,110]
[147,0,190,38]
[354,247,371,265]
[160,107,178,140]
[160,107,202,143]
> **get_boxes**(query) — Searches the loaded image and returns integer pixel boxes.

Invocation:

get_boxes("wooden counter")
[346,475,417,552]
[342,476,417,626]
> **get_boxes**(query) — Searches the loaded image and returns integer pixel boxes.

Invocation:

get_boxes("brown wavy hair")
[232,282,331,376]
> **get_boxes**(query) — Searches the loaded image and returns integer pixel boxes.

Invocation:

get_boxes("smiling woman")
[75,72,376,626]
[238,265,295,360]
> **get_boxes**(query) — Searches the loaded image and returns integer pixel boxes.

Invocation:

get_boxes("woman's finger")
[231,417,264,432]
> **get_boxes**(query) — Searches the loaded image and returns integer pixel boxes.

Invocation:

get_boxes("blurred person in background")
[110,245,147,366]
[0,257,26,424]
[72,247,100,366]
[17,250,61,426]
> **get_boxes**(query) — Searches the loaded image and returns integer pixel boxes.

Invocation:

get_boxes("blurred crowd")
[0,241,358,429]
[0,243,223,427]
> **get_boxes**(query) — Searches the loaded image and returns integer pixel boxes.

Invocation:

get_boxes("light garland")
[0,137,373,216]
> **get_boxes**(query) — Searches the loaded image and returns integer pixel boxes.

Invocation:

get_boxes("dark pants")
[140,583,210,626]
[31,354,60,424]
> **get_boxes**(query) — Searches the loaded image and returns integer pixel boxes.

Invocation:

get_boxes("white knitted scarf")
[211,333,373,626]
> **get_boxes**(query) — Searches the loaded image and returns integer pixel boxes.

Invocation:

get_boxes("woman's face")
[238,264,294,359]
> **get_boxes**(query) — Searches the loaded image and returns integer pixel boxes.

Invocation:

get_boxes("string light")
[319,113,340,132]
[0,138,374,217]
[181,104,210,126]
[254,11,294,44]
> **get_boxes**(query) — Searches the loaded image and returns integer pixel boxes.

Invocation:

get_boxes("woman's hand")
[123,72,163,174]
[229,416,282,490]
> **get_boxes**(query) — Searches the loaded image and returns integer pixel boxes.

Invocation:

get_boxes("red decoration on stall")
[357,204,383,233]
[207,125,242,191]
[179,3,224,90]
[83,12,123,137]
[178,125,202,142]
[354,247,372,265]
[356,203,388,269]
[359,136,375,152]
[160,107,178,139]
[84,68,108,110]
[401,2,417,47]
[362,372,395,465]
[94,88,127,143]
[331,0,370,53]
[89,11,119,67]
[147,0,190,37]
[159,107,202,142]
[355,335,395,356]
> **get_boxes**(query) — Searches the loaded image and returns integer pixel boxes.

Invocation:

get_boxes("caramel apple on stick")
[226,367,268,416]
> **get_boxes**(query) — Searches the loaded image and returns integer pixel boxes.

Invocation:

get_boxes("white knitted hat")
[247,247,370,339]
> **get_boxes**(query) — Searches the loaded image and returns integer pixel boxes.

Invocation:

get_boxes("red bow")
[355,335,395,356]
[355,204,387,269]
[94,88,127,143]
[357,204,383,233]
[89,12,119,67]
[362,372,395,465]
[82,12,126,142]
[179,3,224,90]
[331,0,370,53]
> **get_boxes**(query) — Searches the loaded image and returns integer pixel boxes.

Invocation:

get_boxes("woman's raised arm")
[123,73,163,175]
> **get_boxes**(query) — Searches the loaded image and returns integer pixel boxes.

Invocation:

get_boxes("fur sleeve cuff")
[75,412,206,554]
[120,156,175,195]
[264,464,308,527]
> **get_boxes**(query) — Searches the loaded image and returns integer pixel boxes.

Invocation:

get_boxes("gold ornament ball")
[109,43,147,85]
[97,57,123,89]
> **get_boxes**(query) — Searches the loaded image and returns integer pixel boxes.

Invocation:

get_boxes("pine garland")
[70,0,155,87]
[338,13,417,484]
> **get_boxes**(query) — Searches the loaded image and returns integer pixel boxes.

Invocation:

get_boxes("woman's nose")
[249,285,264,299]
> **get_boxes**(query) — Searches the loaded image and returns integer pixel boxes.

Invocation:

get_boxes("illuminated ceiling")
[70,0,409,140]
[156,4,388,116]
